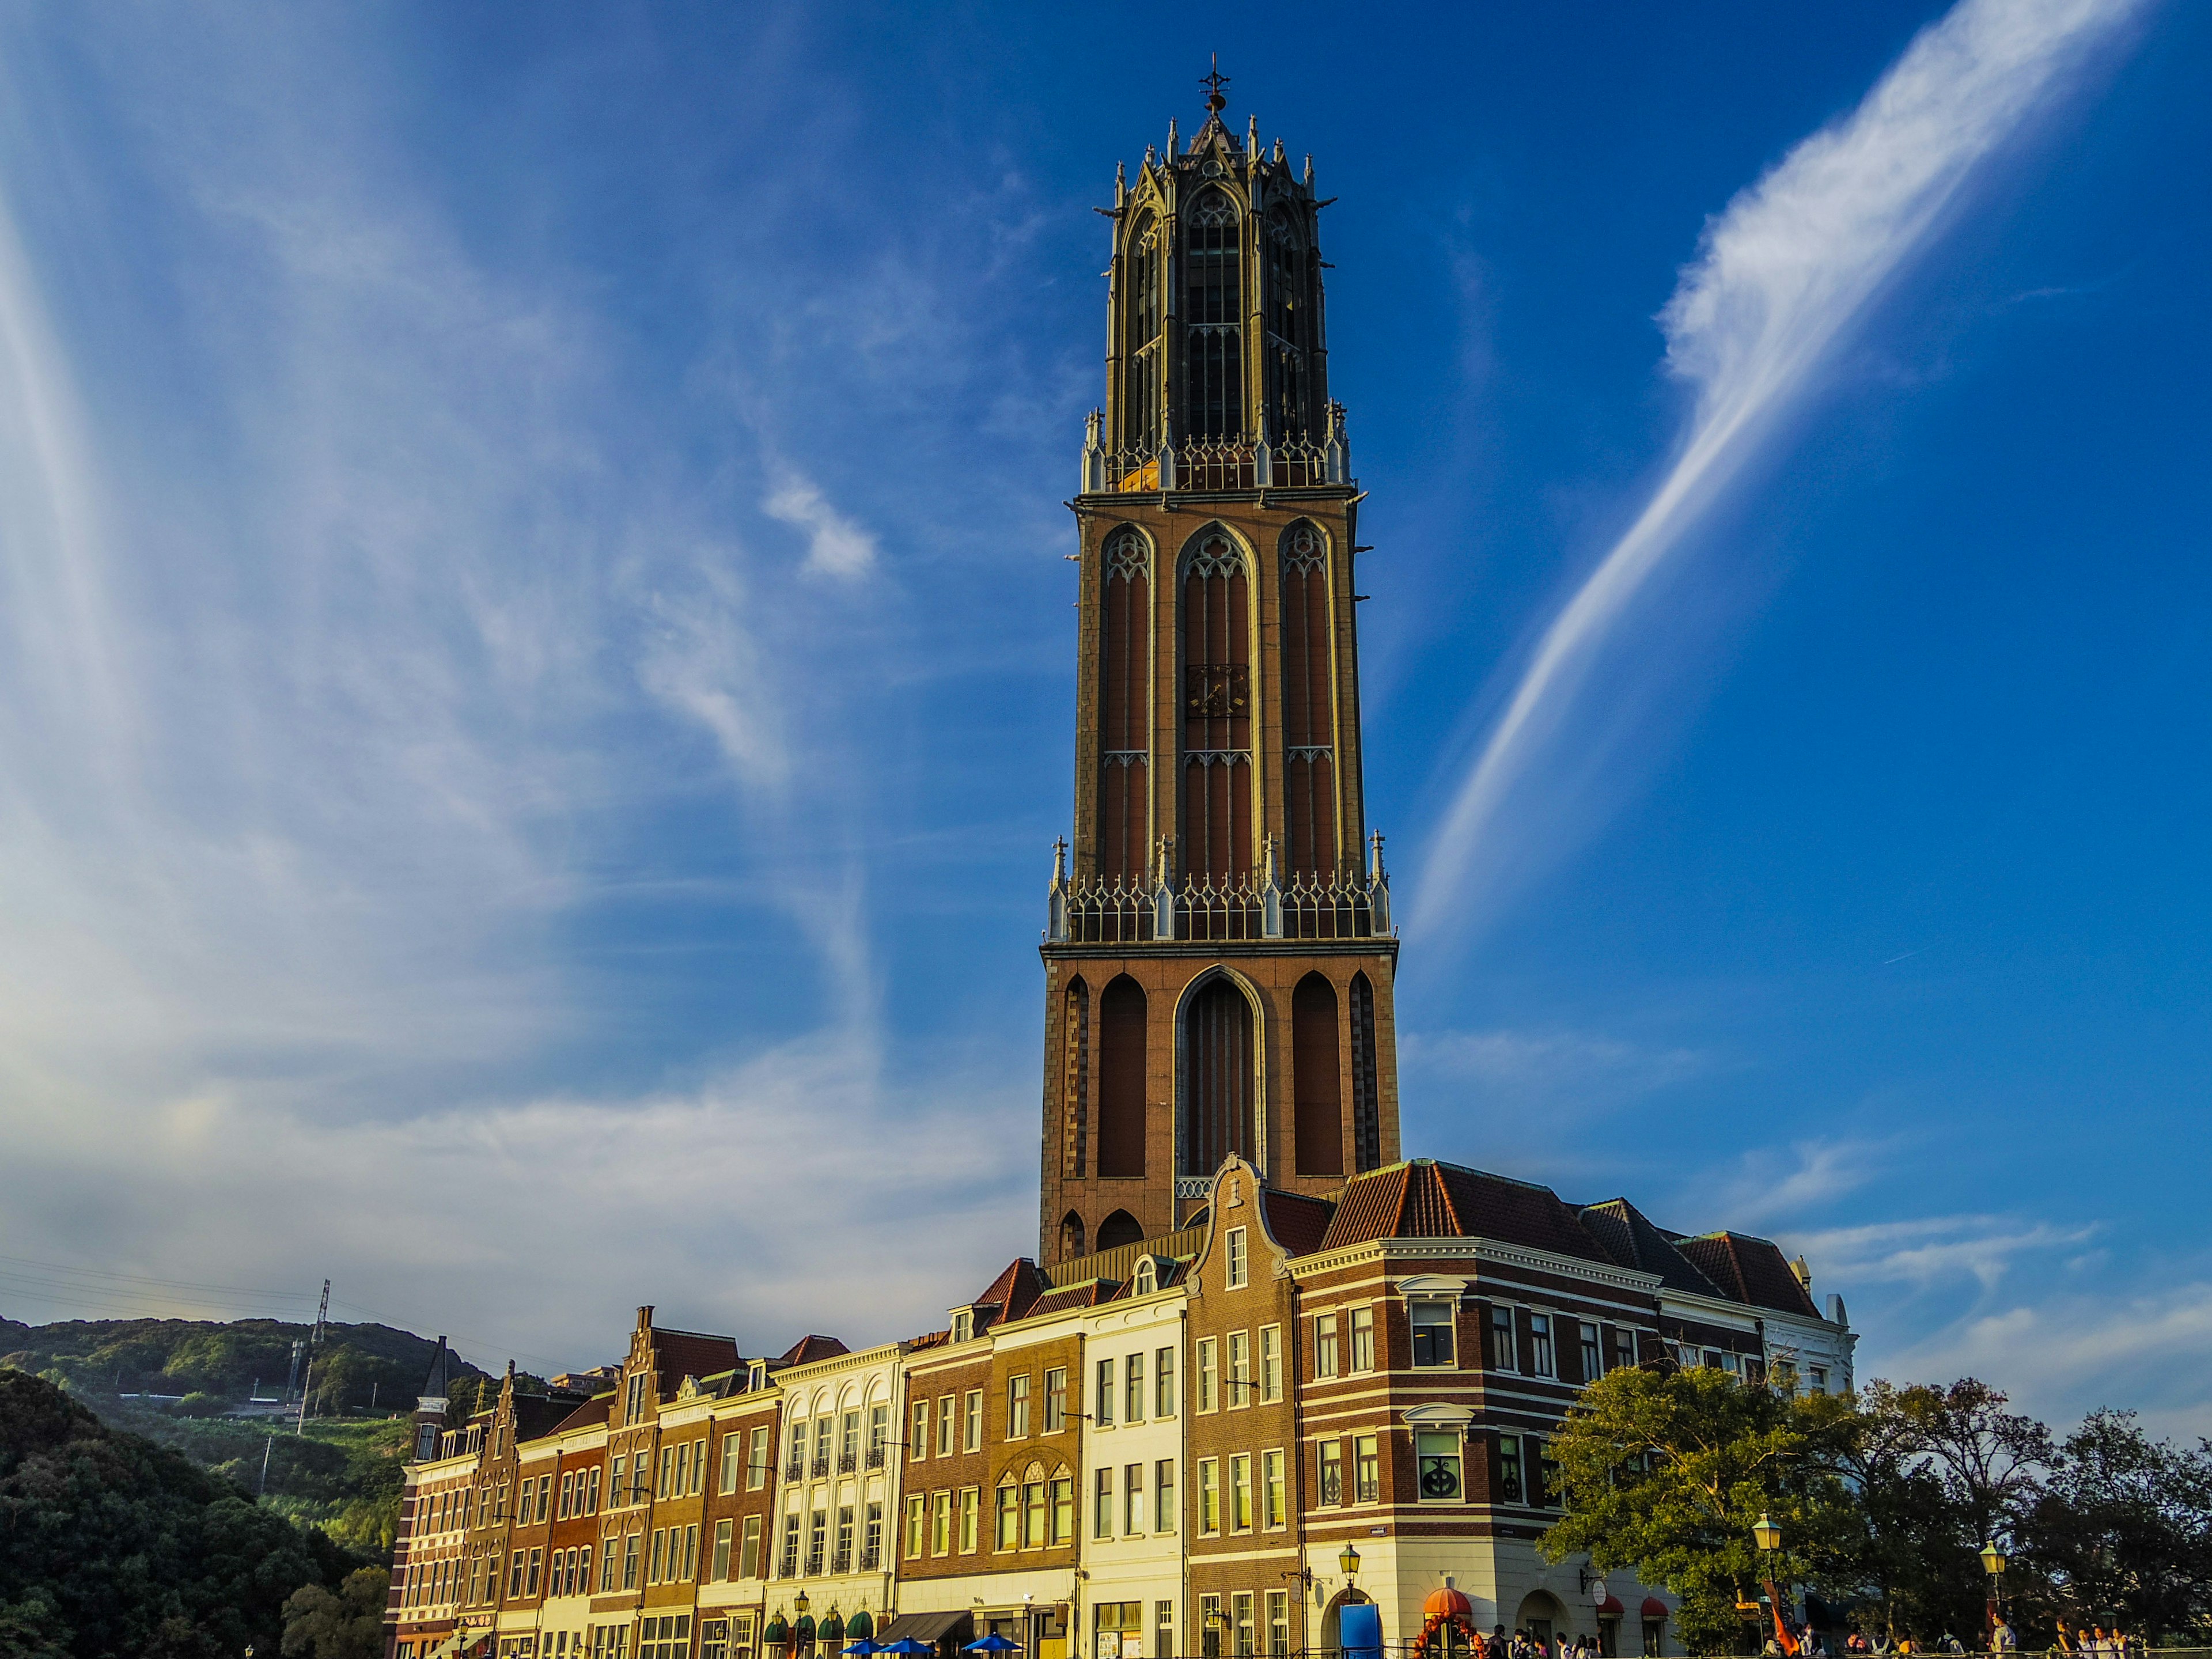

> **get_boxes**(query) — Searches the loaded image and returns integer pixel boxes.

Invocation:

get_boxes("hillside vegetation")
[0,1313,511,1562]
[0,1368,363,1658]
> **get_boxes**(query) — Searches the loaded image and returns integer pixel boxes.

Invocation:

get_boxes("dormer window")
[748,1360,768,1392]
[1133,1257,1157,1296]
[951,1309,974,1344]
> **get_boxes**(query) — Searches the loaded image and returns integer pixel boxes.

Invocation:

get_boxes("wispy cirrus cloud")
[1415,0,2146,936]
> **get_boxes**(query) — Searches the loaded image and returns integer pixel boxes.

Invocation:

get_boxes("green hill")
[0,1367,363,1658]
[0,1314,509,1560]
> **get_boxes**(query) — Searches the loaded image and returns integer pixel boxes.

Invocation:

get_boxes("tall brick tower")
[1040,71,1401,1266]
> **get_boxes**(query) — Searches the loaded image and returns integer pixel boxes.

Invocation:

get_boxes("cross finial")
[1200,55,1230,117]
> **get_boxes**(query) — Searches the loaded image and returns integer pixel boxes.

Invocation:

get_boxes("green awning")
[765,1618,790,1645]
[821,1614,846,1644]
[796,1616,817,1643]
[848,1612,874,1641]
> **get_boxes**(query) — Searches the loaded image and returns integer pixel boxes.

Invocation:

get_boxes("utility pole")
[294,1278,330,1436]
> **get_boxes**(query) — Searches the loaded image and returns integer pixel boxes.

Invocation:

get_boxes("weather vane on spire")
[1201,55,1230,117]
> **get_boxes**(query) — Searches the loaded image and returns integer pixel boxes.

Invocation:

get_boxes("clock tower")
[1040,71,1401,1265]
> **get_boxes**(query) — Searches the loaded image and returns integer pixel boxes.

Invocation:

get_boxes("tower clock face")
[1420,1457,1461,1499]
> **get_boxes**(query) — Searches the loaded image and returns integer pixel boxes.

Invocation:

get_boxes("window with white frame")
[1225,1228,1248,1288]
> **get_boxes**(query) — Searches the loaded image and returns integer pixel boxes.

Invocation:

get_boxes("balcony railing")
[1080,406,1349,496]
[809,1457,830,1480]
[784,1460,804,1482]
[837,1452,857,1474]
[864,1446,885,1470]
[1048,834,1392,946]
[859,1546,881,1571]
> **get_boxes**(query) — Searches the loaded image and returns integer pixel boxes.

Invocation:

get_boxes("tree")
[283,1566,391,1659]
[0,1367,360,1657]
[2014,1411,2212,1643]
[1542,1365,1859,1653]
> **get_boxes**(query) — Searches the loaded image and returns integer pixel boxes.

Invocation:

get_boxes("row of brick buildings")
[385,1154,1853,1659]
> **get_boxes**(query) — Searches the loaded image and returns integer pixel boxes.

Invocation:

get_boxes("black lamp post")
[1980,1542,2009,1649]
[1753,1514,1785,1642]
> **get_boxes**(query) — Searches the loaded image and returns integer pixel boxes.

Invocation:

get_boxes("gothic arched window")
[1062,976,1090,1177]
[1124,215,1162,450]
[1181,975,1256,1176]
[1182,192,1243,438]
[1279,521,1336,878]
[1098,1210,1143,1252]
[1264,209,1310,438]
[1181,531,1252,882]
[1349,972,1382,1173]
[1098,528,1151,881]
[1097,975,1147,1179]
[1292,972,1343,1177]
[1059,1211,1086,1260]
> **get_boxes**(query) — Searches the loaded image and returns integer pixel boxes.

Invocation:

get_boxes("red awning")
[1598,1599,1626,1617]
[1642,1601,1671,1620]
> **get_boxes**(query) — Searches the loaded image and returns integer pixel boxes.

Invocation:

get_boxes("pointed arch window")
[1182,192,1243,438]
[1062,976,1090,1177]
[1098,529,1151,881]
[1182,531,1252,882]
[1264,209,1311,438]
[1181,976,1256,1177]
[1124,215,1162,450]
[1097,975,1147,1179]
[1349,972,1382,1173]
[1279,522,1336,880]
[1291,972,1343,1177]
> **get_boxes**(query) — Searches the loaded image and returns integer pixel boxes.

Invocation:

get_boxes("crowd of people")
[1450,1615,2145,1659]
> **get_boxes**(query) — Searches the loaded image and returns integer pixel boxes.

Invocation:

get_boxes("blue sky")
[1,2,2206,1433]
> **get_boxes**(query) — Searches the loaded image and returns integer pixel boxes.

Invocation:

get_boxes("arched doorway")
[1516,1594,1569,1649]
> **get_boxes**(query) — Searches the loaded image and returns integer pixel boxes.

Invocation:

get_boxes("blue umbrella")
[966,1639,1023,1654]
[878,1642,934,1655]
[843,1645,879,1656]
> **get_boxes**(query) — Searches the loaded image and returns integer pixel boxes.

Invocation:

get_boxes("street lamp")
[796,1590,812,1616]
[1340,1544,1362,1582]
[1752,1514,1783,1556]
[1982,1541,2009,1644]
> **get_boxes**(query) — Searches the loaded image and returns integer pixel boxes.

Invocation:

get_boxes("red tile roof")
[547,1392,613,1435]
[1677,1233,1819,1318]
[971,1258,1048,1324]
[1024,1280,1118,1320]
[775,1334,850,1368]
[651,1328,741,1390]
[1316,1160,1609,1262]
[1577,1199,1726,1297]
[1262,1189,1336,1256]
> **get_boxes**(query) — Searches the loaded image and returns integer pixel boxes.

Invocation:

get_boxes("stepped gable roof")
[971,1258,1048,1325]
[419,1336,457,1399]
[1578,1199,1729,1298]
[1045,1224,1207,1291]
[1319,1160,1611,1263]
[1262,1188,1336,1257]
[775,1334,850,1368]
[1677,1232,1821,1319]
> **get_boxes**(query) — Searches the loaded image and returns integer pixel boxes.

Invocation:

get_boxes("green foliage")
[1540,1364,1859,1652]
[0,1367,362,1658]
[282,1565,391,1659]
[2013,1411,2212,1643]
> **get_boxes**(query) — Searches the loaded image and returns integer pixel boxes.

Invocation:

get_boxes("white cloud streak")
[1414,0,2143,934]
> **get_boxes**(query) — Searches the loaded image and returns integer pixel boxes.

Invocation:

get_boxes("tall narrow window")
[1097,975,1147,1178]
[1062,976,1090,1179]
[1279,522,1337,880]
[1098,529,1151,881]
[1182,192,1243,438]
[1181,532,1252,883]
[1349,972,1382,1172]
[1181,977,1255,1176]
[1264,210,1310,440]
[1124,216,1162,451]
[1291,972,1342,1176]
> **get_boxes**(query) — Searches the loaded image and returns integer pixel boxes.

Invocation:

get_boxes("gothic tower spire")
[1042,76,1401,1266]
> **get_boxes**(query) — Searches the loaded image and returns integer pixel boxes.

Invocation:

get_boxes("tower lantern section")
[1044,88,1400,1267]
